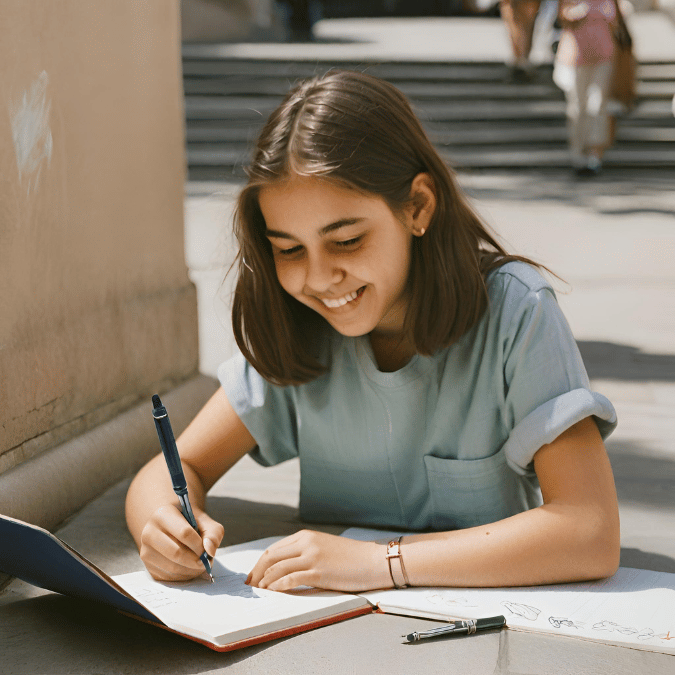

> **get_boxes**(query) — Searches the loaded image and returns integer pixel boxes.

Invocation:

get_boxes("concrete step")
[181,54,529,80]
[182,57,675,83]
[441,146,675,169]
[183,78,675,101]
[187,144,675,169]
[186,124,675,145]
[184,95,675,122]
[181,55,675,174]
[183,78,563,100]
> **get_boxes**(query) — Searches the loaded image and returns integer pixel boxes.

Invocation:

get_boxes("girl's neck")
[368,330,417,372]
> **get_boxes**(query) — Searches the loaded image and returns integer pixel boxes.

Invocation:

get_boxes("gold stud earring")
[417,228,426,236]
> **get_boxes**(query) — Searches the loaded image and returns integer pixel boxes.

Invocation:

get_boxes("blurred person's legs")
[584,60,613,169]
[563,65,589,169]
[557,61,612,174]
[656,0,675,115]
[500,0,542,80]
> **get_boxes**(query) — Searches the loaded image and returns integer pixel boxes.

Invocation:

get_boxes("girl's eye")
[334,236,362,249]
[276,244,303,257]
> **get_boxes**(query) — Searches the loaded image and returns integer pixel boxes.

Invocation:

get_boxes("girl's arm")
[247,416,620,591]
[125,387,257,581]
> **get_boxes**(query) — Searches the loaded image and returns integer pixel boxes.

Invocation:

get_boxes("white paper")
[113,536,368,646]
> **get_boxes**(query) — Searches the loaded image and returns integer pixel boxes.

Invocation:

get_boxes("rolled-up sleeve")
[499,282,617,476]
[217,353,299,466]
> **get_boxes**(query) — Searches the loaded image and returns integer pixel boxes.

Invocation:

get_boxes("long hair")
[232,70,548,385]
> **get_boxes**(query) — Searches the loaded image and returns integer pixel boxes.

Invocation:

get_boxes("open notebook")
[2,516,674,655]
[0,515,372,651]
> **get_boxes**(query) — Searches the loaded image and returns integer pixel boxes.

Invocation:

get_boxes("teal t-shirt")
[218,262,617,531]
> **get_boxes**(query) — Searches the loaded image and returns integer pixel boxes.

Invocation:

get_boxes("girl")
[126,70,620,593]
[553,0,621,175]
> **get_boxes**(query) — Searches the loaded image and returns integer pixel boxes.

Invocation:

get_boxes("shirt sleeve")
[499,277,617,476]
[217,352,299,467]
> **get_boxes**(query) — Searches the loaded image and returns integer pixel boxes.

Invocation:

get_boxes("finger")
[140,531,205,580]
[141,507,207,573]
[265,570,314,592]
[258,557,312,590]
[143,556,205,582]
[247,541,302,587]
[194,511,224,558]
[156,505,207,556]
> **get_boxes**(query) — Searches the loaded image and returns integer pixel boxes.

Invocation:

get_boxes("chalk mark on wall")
[9,71,53,196]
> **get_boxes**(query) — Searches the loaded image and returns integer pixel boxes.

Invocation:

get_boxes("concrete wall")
[0,1,203,522]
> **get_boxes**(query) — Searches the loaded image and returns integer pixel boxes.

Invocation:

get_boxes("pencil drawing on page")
[501,601,541,621]
[423,591,479,608]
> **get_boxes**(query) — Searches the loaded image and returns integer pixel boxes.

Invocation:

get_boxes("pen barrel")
[153,409,187,493]
[178,493,199,531]
[475,615,506,631]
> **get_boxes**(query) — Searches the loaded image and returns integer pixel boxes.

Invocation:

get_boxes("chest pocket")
[423,449,528,530]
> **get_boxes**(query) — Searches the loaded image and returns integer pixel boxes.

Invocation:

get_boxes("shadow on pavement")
[620,548,675,574]
[609,441,675,510]
[579,340,675,382]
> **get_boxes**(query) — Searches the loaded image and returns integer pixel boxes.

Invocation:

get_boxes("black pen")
[151,394,214,582]
[403,615,506,642]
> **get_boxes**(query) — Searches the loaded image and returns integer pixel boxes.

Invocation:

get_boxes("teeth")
[321,289,360,308]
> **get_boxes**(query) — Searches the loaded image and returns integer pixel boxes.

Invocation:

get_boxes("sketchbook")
[344,528,675,656]
[0,515,371,652]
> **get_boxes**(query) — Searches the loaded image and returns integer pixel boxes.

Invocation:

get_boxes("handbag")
[609,2,637,109]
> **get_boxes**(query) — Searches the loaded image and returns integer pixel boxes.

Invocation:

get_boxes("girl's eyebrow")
[266,218,364,240]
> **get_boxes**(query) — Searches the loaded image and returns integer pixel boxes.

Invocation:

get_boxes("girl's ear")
[407,173,437,237]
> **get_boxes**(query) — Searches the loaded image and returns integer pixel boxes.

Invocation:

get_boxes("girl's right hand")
[139,504,224,581]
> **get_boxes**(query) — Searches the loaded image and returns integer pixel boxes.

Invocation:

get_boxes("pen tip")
[152,394,161,408]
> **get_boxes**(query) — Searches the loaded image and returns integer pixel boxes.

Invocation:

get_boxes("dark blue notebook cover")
[0,514,159,623]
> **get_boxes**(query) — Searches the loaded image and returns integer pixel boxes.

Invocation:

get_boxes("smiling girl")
[125,70,620,592]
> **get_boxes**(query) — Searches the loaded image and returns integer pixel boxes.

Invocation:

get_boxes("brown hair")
[231,70,548,385]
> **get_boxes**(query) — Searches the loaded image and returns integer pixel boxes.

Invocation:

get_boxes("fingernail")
[245,573,252,585]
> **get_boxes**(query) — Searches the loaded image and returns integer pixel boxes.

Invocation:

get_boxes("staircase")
[182,52,675,181]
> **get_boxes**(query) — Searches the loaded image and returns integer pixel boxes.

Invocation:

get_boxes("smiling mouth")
[320,286,366,309]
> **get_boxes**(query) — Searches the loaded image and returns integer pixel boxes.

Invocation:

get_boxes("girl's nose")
[304,253,344,293]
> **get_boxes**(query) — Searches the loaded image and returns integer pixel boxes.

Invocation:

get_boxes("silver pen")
[404,615,506,642]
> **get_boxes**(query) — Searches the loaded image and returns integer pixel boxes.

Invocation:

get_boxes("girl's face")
[259,174,416,339]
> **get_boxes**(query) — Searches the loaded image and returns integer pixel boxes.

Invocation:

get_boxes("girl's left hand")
[246,530,389,593]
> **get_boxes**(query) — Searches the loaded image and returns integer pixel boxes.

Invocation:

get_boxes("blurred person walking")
[553,0,625,175]
[500,0,542,81]
[656,0,675,115]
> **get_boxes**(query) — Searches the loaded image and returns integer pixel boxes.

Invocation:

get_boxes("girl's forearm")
[399,503,619,588]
